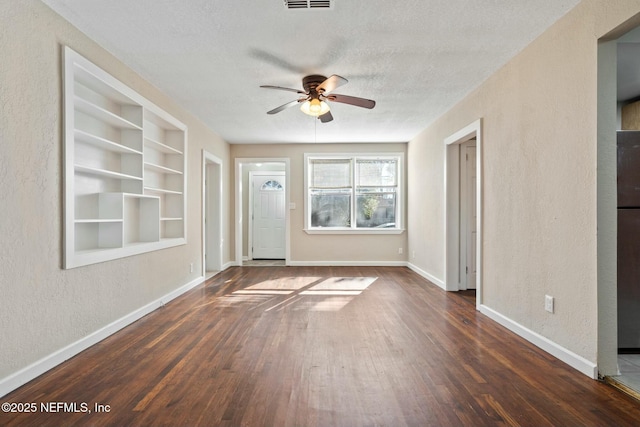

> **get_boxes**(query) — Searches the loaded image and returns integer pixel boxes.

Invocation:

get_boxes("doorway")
[598,22,640,393]
[444,119,483,309]
[459,140,477,290]
[249,171,286,260]
[202,150,223,278]
[234,158,290,266]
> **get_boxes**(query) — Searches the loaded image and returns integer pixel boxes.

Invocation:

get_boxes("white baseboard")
[406,262,446,289]
[222,261,236,271]
[404,265,597,379]
[0,275,204,398]
[287,260,407,267]
[479,304,598,379]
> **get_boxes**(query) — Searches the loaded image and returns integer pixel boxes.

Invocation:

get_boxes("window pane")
[357,159,397,187]
[356,193,396,228]
[310,159,351,188]
[261,180,283,191]
[311,193,351,227]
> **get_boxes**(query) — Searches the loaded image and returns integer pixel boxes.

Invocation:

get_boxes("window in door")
[261,180,284,191]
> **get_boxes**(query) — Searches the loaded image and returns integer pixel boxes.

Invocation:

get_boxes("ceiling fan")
[260,74,375,123]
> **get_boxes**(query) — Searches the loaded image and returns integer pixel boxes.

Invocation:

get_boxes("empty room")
[3,1,640,425]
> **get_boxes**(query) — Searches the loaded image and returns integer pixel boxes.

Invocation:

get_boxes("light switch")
[289,202,296,209]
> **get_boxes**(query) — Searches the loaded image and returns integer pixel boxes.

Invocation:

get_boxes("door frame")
[459,141,477,290]
[234,158,290,265]
[596,37,621,378]
[444,119,483,308]
[248,170,286,260]
[202,150,223,276]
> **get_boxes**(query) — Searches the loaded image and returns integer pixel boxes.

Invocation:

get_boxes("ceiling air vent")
[284,0,332,9]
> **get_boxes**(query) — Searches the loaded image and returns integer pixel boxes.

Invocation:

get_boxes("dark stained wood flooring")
[2,266,640,426]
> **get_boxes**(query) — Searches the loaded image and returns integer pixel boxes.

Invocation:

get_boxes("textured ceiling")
[41,0,581,144]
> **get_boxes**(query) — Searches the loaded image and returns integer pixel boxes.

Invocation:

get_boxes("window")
[305,154,403,233]
[261,180,284,191]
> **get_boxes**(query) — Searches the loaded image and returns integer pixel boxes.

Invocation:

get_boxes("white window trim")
[304,153,405,234]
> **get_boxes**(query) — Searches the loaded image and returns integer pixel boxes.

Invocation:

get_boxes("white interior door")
[462,143,477,289]
[251,173,286,259]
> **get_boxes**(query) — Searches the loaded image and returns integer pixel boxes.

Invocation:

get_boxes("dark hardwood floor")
[2,266,640,426]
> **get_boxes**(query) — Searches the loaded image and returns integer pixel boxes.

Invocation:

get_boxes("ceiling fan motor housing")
[303,74,327,97]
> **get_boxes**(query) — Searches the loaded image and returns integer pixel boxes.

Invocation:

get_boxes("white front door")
[462,143,477,289]
[251,173,286,259]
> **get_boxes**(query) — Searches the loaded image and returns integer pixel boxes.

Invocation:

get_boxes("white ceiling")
[41,0,581,144]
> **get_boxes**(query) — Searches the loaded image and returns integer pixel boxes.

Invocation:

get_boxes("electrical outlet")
[545,295,554,313]
[398,247,403,254]
[412,250,416,259]
[190,262,194,273]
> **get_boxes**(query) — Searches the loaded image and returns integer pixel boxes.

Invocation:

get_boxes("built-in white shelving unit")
[63,46,187,269]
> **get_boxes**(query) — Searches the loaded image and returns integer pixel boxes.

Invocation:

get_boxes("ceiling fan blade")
[260,85,306,94]
[319,111,333,123]
[316,74,348,95]
[267,99,303,114]
[325,94,376,109]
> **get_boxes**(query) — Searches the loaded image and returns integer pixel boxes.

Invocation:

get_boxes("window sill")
[304,228,405,235]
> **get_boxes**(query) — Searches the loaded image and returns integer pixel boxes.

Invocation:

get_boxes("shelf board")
[122,192,160,200]
[74,63,139,106]
[75,96,143,130]
[75,218,123,223]
[144,186,183,195]
[75,164,143,181]
[144,137,183,155]
[74,247,121,256]
[124,240,160,248]
[144,162,182,175]
[159,237,185,243]
[75,129,142,155]
[144,108,184,132]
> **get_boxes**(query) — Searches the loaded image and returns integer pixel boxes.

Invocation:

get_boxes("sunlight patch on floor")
[298,296,355,312]
[215,295,276,307]
[300,290,363,296]
[308,276,377,291]
[242,276,322,291]
[233,289,296,295]
[222,276,378,312]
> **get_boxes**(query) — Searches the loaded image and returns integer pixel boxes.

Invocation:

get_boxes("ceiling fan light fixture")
[300,98,330,116]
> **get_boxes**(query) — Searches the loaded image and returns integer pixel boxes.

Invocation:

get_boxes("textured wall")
[408,0,640,368]
[0,0,231,385]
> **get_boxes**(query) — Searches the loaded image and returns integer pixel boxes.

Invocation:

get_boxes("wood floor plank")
[2,266,640,426]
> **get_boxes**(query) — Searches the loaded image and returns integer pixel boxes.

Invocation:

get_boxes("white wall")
[0,0,231,395]
[408,0,640,376]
